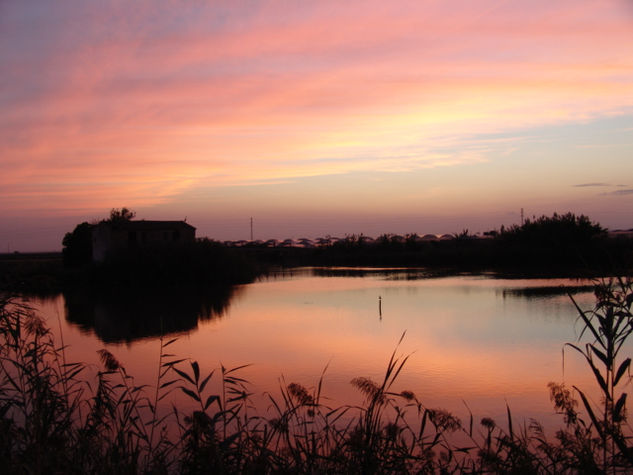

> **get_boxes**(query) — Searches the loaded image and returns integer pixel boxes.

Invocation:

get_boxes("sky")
[1,0,632,251]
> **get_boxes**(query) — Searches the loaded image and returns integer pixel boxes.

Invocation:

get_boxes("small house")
[92,220,196,262]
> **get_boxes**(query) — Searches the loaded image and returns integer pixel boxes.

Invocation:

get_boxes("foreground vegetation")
[1,278,633,473]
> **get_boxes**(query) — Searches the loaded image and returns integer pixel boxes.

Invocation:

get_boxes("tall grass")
[1,279,633,473]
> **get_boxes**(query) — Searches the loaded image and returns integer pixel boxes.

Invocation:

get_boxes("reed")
[1,278,632,473]
[560,277,633,472]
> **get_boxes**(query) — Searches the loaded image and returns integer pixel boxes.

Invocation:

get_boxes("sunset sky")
[1,0,632,251]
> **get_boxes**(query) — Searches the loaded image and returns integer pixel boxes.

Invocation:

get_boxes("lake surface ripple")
[29,268,610,429]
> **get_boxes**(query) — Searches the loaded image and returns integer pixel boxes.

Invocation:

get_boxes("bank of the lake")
[3,230,633,295]
[0,239,263,294]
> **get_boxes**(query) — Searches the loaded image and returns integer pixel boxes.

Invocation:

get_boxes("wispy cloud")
[1,1,633,217]
[601,188,633,196]
[573,183,611,187]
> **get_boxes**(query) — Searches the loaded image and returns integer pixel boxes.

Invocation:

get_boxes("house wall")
[92,222,196,262]
[92,224,112,262]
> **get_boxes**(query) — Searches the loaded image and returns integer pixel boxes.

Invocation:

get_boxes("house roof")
[100,220,196,231]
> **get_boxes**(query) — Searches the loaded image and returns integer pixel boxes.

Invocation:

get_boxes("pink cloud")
[1,0,632,219]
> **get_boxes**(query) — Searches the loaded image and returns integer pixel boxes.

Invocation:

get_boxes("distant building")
[92,220,196,262]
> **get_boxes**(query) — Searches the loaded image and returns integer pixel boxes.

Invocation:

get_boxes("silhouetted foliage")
[107,207,136,223]
[558,278,633,472]
[244,212,629,275]
[499,212,606,246]
[61,208,136,267]
[61,221,93,267]
[491,212,612,274]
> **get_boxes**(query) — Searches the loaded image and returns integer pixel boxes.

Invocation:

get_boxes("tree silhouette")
[107,207,136,223]
[500,212,605,246]
[62,208,137,266]
[62,222,93,266]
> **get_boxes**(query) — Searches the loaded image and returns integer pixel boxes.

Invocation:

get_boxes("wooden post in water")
[378,295,382,320]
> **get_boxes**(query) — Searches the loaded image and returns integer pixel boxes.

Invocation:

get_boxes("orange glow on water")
[31,273,605,427]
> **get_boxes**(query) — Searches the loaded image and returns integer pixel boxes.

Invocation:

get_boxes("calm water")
[28,268,607,431]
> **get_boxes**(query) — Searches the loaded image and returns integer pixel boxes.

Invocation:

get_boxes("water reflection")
[63,285,242,343]
[500,285,594,299]
[310,267,440,280]
[23,270,607,433]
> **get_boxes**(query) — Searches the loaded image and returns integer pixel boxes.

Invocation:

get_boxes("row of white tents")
[222,228,633,248]
[224,233,469,248]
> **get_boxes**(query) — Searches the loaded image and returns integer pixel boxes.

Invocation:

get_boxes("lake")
[27,268,606,432]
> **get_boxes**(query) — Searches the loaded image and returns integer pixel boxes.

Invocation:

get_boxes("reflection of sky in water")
[29,271,616,432]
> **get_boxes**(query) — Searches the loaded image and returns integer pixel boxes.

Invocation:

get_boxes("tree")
[500,212,606,246]
[62,222,93,266]
[62,208,136,266]
[107,207,136,223]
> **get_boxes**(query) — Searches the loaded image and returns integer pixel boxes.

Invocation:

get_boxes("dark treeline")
[0,252,64,295]
[241,213,633,277]
[1,212,632,295]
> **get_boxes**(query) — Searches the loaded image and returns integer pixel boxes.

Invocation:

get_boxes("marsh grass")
[1,279,633,473]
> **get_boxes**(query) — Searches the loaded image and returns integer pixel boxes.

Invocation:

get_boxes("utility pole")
[250,217,253,241]
[520,208,524,226]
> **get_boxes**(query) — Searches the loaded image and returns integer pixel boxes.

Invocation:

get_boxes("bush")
[62,222,93,267]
